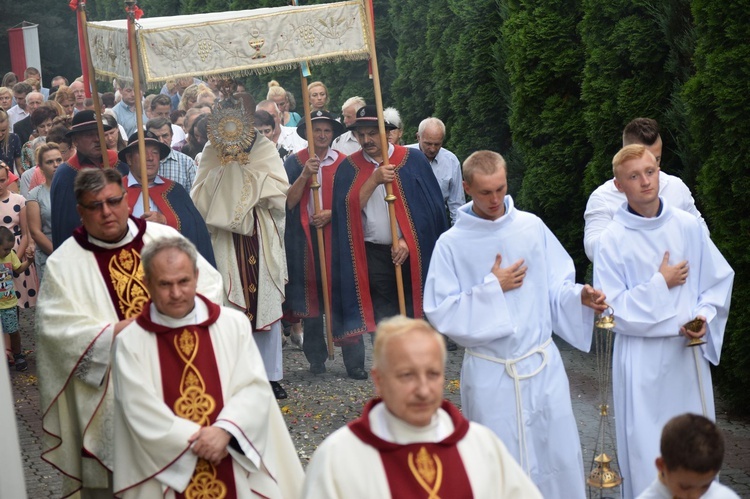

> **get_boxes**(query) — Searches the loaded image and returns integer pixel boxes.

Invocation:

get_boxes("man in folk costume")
[284,110,352,375]
[331,105,447,379]
[112,237,303,498]
[593,145,734,499]
[302,316,542,498]
[191,92,290,399]
[36,168,223,497]
[51,109,130,248]
[423,151,608,497]
[120,130,216,267]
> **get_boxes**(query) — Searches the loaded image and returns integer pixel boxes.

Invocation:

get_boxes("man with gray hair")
[302,315,542,498]
[408,117,465,224]
[146,116,197,191]
[37,168,222,497]
[331,96,365,155]
[112,237,303,498]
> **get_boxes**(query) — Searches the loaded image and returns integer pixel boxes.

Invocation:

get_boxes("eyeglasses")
[78,194,126,212]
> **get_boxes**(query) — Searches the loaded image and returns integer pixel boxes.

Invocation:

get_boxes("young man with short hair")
[594,144,734,498]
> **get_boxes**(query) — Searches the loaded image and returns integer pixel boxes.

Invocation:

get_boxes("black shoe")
[271,381,288,399]
[14,354,28,372]
[309,363,326,375]
[444,335,458,352]
[347,367,368,380]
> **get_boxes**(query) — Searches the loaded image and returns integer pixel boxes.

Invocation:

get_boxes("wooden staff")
[125,0,149,213]
[77,0,109,168]
[363,1,406,315]
[300,70,335,360]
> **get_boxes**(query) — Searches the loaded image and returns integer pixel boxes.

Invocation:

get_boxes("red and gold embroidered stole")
[348,399,473,499]
[138,297,238,499]
[72,217,149,320]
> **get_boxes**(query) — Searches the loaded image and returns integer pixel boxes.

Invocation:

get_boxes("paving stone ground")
[10,309,750,497]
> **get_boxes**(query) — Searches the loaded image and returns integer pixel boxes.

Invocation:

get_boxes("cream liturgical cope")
[190,135,288,329]
[593,200,734,499]
[112,296,304,498]
[423,197,594,498]
[302,399,542,499]
[36,220,223,497]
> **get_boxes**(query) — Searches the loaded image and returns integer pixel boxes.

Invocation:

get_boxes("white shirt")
[7,105,28,129]
[332,130,361,156]
[306,148,337,216]
[637,476,739,499]
[127,172,164,218]
[407,143,464,224]
[361,143,401,244]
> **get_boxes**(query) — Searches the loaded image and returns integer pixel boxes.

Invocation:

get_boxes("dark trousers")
[365,242,414,323]
[303,228,365,371]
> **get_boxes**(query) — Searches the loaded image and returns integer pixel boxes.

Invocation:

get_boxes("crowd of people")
[0,65,739,499]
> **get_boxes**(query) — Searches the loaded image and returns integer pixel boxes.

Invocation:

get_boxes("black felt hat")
[346,105,397,131]
[65,110,113,137]
[118,131,171,163]
[296,110,346,140]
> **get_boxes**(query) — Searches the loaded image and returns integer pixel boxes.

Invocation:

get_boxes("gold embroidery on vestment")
[172,329,227,497]
[408,446,443,499]
[108,248,149,318]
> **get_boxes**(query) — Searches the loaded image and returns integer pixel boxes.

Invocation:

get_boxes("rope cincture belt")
[465,336,553,476]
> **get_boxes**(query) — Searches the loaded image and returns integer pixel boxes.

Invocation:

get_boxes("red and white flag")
[7,22,41,78]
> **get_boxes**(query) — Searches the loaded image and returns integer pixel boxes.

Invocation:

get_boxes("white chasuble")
[113,296,303,498]
[594,201,734,499]
[302,399,541,499]
[424,196,593,498]
[37,220,223,497]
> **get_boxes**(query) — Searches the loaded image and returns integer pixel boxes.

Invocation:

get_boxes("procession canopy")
[86,0,371,88]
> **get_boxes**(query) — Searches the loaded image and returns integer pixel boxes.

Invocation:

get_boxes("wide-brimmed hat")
[347,105,397,131]
[296,110,346,140]
[118,131,171,163]
[65,110,113,137]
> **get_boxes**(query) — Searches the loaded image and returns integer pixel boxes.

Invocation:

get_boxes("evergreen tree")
[683,0,750,411]
[580,0,675,194]
[503,0,590,272]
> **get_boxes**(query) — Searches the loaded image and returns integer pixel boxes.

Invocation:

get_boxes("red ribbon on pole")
[70,0,92,97]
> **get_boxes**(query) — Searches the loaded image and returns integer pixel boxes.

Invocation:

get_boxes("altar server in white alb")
[302,315,542,499]
[423,150,608,498]
[112,237,304,498]
[593,144,734,499]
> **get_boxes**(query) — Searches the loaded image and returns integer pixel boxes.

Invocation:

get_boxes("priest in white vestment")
[423,151,608,498]
[593,145,734,499]
[191,95,289,398]
[37,168,223,498]
[0,353,27,498]
[302,315,542,499]
[112,237,303,498]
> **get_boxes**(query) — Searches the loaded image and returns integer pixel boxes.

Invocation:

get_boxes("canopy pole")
[125,0,149,213]
[300,70,335,361]
[78,0,109,169]
[363,0,406,315]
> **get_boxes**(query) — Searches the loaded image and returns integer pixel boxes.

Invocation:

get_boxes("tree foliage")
[503,0,590,272]
[683,0,750,410]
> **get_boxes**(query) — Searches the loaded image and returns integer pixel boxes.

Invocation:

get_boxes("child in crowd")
[638,413,740,499]
[0,226,32,370]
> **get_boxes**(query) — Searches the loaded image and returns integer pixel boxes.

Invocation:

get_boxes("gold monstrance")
[588,304,623,497]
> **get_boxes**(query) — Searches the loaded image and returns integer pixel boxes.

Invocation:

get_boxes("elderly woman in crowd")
[0,87,13,112]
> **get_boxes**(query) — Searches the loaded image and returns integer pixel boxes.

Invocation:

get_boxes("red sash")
[124,177,180,230]
[294,149,344,316]
[136,296,238,499]
[348,399,474,499]
[72,217,149,320]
